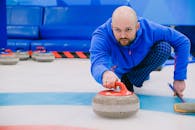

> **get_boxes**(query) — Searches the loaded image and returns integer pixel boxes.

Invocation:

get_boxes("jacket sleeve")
[152,22,191,80]
[89,32,112,84]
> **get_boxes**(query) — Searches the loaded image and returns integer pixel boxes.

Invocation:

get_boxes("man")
[89,6,190,97]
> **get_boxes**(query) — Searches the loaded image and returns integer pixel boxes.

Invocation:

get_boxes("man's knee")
[152,41,171,57]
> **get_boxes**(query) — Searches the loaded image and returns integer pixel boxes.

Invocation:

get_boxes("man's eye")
[126,28,132,31]
[115,29,121,32]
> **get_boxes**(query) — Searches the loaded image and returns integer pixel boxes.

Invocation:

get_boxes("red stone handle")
[99,81,132,96]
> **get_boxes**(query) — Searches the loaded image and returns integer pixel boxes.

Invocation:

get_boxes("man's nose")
[120,31,126,38]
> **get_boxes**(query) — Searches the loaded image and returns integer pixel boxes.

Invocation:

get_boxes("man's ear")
[136,22,140,31]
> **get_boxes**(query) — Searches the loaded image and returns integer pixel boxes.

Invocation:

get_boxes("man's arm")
[90,31,113,84]
[152,22,190,97]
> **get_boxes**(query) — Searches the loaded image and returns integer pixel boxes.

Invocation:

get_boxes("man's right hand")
[102,70,119,89]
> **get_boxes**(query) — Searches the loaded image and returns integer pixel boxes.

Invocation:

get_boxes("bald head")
[111,6,139,46]
[112,6,138,26]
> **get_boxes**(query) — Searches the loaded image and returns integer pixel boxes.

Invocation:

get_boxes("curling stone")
[15,49,29,60]
[32,46,55,62]
[0,49,19,65]
[32,52,55,62]
[92,82,139,118]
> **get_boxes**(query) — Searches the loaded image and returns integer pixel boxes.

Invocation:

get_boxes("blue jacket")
[90,17,190,84]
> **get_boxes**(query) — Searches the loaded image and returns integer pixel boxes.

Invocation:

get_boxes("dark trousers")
[123,41,171,88]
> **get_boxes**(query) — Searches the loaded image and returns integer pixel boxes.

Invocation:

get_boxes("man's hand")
[102,71,119,89]
[173,80,186,97]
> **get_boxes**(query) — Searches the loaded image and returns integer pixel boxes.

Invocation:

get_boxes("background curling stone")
[32,46,55,62]
[31,46,46,60]
[15,49,29,60]
[35,52,55,62]
[92,82,140,118]
[0,49,19,65]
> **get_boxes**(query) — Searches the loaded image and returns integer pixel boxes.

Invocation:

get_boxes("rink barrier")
[20,51,90,59]
[52,51,90,59]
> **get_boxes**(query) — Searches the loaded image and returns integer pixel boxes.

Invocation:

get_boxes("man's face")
[112,20,139,46]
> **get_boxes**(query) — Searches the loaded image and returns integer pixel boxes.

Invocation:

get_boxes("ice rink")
[0,59,195,130]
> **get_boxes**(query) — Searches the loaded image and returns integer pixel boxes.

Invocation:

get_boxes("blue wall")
[6,0,195,25]
[3,0,195,54]
[0,0,7,48]
[131,0,195,25]
[6,0,129,6]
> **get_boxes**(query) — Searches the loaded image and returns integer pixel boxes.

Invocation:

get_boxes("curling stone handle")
[98,81,132,96]
[115,82,129,94]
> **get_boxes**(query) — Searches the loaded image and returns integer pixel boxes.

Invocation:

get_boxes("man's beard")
[118,38,133,46]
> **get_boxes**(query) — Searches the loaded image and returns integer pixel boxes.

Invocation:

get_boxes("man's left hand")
[173,80,186,97]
